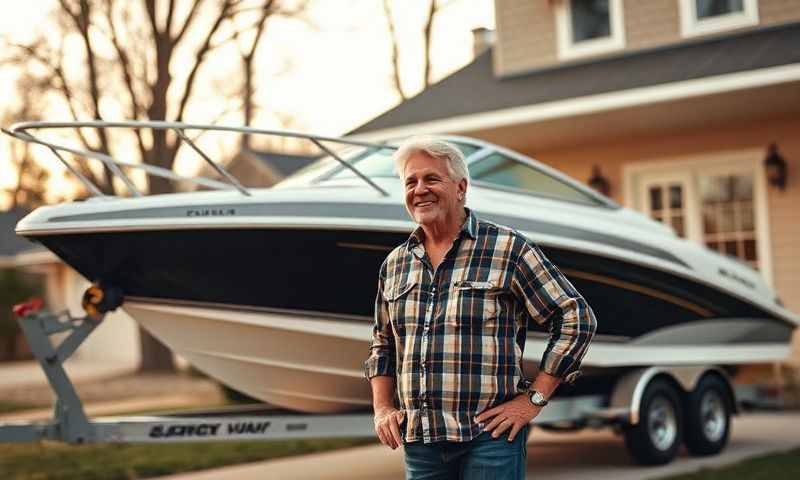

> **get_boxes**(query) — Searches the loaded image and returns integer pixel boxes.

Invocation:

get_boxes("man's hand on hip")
[475,394,541,442]
[373,406,405,450]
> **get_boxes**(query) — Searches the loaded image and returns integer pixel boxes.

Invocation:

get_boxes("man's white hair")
[393,136,470,186]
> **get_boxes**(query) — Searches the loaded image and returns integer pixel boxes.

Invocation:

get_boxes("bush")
[0,268,43,361]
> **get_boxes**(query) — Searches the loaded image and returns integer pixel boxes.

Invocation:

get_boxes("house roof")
[350,21,800,135]
[0,208,37,258]
[249,151,320,178]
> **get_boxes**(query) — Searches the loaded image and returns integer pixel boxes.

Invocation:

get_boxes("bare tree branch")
[104,0,147,160]
[165,0,177,35]
[172,0,235,125]
[172,0,205,44]
[423,0,436,88]
[239,0,274,148]
[383,0,407,101]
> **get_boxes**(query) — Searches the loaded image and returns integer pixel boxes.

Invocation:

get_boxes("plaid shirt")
[364,208,597,443]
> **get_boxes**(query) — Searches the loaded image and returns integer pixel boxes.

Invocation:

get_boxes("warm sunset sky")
[0,0,495,204]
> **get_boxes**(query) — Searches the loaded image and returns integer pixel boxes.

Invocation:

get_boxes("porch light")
[764,143,787,190]
[588,165,611,196]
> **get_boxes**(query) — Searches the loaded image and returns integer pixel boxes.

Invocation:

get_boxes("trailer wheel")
[683,375,731,456]
[624,378,683,465]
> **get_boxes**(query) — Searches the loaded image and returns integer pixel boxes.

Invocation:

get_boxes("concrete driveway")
[161,412,800,480]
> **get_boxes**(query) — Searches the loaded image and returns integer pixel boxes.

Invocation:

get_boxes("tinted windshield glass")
[328,142,481,180]
[469,153,603,206]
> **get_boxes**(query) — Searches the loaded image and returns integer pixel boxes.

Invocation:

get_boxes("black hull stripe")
[48,202,688,268]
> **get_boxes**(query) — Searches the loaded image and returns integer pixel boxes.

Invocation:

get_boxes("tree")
[382,0,439,101]
[1,77,53,211]
[2,0,305,371]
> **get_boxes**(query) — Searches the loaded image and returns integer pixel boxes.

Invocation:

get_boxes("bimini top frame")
[2,120,396,198]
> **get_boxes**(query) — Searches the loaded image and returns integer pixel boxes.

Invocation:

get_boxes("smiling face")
[403,152,467,229]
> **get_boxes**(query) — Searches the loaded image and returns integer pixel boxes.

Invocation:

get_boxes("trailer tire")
[684,375,731,456]
[624,378,683,465]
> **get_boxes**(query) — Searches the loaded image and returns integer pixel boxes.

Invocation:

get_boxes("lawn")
[0,400,35,415]
[655,447,800,480]
[1,437,377,480]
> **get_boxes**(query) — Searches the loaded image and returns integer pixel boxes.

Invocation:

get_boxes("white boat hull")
[125,301,792,413]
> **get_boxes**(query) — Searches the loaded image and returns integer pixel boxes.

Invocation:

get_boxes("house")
[351,0,800,365]
[198,148,319,189]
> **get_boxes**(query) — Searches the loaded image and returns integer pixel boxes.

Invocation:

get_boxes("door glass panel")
[719,204,735,233]
[669,185,682,209]
[649,186,663,211]
[700,173,759,269]
[743,239,757,261]
[643,182,686,238]
[672,216,685,237]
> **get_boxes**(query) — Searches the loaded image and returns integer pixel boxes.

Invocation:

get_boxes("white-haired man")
[364,137,597,479]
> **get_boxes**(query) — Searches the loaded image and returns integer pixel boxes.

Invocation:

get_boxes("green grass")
[0,400,37,415]
[655,448,800,480]
[0,437,377,480]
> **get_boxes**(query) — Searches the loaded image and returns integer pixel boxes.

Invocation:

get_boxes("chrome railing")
[2,120,395,197]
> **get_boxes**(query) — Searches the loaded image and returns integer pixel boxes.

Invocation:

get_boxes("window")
[626,149,772,281]
[699,174,759,268]
[555,0,625,60]
[469,153,604,206]
[679,0,759,37]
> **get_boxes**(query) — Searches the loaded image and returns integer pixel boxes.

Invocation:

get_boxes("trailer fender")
[610,366,735,425]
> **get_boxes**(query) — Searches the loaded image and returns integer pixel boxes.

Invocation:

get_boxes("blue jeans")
[403,426,528,480]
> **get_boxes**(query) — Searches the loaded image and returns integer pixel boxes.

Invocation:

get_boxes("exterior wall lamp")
[764,143,788,190]
[588,165,611,197]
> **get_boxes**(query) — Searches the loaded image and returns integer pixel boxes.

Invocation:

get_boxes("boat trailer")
[0,292,742,467]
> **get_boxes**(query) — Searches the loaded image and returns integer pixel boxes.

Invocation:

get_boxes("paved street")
[161,411,800,480]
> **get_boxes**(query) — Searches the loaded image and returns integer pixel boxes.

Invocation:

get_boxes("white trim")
[679,0,760,38]
[555,0,626,60]
[350,63,800,141]
[623,148,774,287]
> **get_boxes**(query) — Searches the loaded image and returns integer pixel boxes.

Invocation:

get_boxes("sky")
[0,0,495,206]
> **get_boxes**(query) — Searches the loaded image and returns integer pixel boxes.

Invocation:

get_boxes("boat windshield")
[277,142,481,187]
[468,152,606,207]
[324,141,481,181]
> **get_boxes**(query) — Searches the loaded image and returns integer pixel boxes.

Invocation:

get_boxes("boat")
[5,120,798,413]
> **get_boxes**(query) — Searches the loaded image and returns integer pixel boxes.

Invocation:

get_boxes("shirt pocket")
[448,278,503,330]
[382,274,421,331]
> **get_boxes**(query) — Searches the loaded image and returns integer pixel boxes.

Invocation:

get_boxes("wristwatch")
[527,389,548,407]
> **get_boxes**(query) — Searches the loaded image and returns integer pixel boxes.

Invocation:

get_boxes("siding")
[624,0,680,50]
[493,0,557,75]
[761,0,800,25]
[494,0,800,77]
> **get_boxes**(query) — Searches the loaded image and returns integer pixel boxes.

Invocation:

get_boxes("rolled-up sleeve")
[511,240,597,383]
[364,263,396,380]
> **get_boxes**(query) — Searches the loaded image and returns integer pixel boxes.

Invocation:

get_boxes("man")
[364,137,597,479]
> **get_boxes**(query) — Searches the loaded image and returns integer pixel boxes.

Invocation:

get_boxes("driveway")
[161,411,800,480]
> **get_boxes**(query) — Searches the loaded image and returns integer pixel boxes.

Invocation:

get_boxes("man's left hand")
[475,394,541,442]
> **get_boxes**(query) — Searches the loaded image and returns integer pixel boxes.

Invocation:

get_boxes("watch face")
[530,391,546,406]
